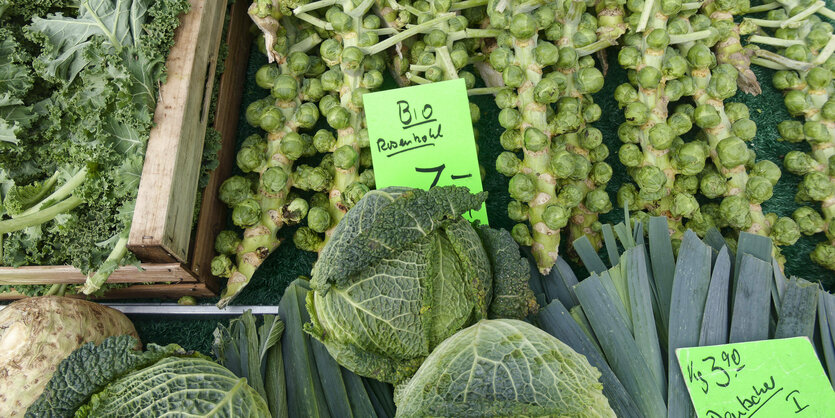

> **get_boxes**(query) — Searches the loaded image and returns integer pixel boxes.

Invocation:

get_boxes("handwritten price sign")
[676,338,835,418]
[364,78,488,224]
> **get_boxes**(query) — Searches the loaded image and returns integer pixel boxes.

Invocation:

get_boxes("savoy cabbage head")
[305,186,537,384]
[28,335,270,418]
[394,319,616,417]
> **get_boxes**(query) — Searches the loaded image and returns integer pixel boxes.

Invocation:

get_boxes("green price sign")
[363,78,487,224]
[676,337,835,418]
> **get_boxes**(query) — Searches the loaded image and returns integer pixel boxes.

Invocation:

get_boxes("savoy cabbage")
[305,186,537,384]
[394,319,616,417]
[28,335,270,417]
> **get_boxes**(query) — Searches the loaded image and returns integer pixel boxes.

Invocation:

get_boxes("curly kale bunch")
[0,0,191,295]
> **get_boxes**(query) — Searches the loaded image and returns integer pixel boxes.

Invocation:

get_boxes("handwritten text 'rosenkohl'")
[376,100,444,157]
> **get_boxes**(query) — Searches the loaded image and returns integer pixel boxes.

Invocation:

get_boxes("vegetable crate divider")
[0,0,253,300]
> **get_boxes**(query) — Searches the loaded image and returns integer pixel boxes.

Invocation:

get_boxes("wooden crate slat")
[0,264,197,285]
[190,0,254,294]
[0,283,214,300]
[129,0,229,263]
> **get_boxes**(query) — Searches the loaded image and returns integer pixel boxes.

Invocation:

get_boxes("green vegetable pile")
[528,211,835,416]
[0,0,194,296]
[210,0,835,309]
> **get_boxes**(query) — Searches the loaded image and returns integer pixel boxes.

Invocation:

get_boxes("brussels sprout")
[716,136,749,168]
[551,149,576,178]
[576,68,605,94]
[500,129,523,151]
[524,127,548,152]
[271,75,298,101]
[719,195,752,229]
[543,204,571,230]
[618,46,642,68]
[668,112,693,136]
[511,223,533,246]
[284,198,310,224]
[557,183,585,207]
[499,108,523,129]
[694,104,721,128]
[674,142,707,176]
[778,120,806,143]
[770,217,800,246]
[570,154,593,180]
[802,171,835,201]
[232,199,262,228]
[745,176,774,204]
[811,243,835,270]
[635,166,667,193]
[649,123,675,150]
[590,144,610,162]
[591,162,613,186]
[585,189,613,213]
[509,173,537,202]
[534,42,560,66]
[784,150,819,175]
[507,200,529,222]
[534,78,561,104]
[725,102,749,122]
[259,106,285,132]
[625,102,650,125]
[729,118,756,141]
[219,176,253,207]
[614,83,638,105]
[326,106,351,130]
[255,64,281,89]
[334,145,359,170]
[793,207,826,235]
[671,193,699,218]
[751,160,781,186]
[646,28,670,49]
[619,143,643,167]
[261,167,288,194]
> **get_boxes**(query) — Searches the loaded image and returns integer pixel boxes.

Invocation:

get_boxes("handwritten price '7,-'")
[414,164,473,188]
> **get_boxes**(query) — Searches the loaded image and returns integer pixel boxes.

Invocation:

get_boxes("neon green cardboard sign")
[363,78,488,224]
[676,337,835,417]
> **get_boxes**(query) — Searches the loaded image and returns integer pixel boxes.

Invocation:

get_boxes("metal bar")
[0,303,279,317]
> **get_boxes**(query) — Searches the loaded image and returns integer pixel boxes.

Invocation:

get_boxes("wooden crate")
[0,0,253,299]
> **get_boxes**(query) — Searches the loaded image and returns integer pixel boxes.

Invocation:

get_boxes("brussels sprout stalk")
[615,0,711,225]
[214,14,325,307]
[550,0,621,248]
[290,0,392,252]
[702,0,762,95]
[688,46,798,249]
[746,2,835,268]
[488,1,570,274]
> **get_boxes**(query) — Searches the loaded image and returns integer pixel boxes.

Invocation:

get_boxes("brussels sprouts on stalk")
[486,0,623,273]
[612,1,719,237]
[744,1,835,268]
[213,14,325,307]
[686,38,792,251]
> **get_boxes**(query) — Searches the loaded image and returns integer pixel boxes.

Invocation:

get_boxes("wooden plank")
[190,0,253,293]
[129,0,228,263]
[0,264,197,284]
[0,283,214,300]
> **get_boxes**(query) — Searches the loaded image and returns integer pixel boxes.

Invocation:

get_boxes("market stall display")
[4,0,835,416]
